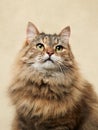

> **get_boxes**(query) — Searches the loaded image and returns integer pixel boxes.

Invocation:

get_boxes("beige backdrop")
[0,0,98,130]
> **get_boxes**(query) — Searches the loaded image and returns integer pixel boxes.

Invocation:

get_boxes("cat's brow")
[40,34,59,46]
[40,35,50,46]
[43,35,50,44]
[36,33,59,47]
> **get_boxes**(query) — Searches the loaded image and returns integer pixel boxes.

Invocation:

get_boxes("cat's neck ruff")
[27,66,74,87]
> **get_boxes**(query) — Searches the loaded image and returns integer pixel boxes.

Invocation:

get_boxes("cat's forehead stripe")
[43,36,50,44]
[40,34,58,46]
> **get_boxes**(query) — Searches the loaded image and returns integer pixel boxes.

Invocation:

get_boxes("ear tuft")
[59,26,71,42]
[26,22,39,44]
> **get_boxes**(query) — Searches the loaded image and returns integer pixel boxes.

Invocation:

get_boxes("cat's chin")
[32,60,57,71]
[42,60,56,70]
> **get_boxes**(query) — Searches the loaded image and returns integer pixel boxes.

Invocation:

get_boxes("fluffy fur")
[8,22,98,130]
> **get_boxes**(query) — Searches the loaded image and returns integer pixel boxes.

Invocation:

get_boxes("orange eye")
[55,45,64,52]
[36,43,45,51]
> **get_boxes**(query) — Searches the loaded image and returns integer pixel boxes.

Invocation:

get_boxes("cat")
[8,22,98,130]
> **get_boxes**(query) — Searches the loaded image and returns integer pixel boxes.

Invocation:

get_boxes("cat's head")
[20,22,74,74]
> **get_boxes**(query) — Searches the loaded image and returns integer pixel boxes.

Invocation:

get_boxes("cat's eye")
[36,43,45,51]
[55,45,64,52]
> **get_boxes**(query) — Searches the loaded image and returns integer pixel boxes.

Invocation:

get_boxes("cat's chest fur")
[19,117,76,130]
[17,98,86,130]
[16,78,84,130]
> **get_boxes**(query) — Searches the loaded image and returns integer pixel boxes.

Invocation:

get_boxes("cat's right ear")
[59,26,71,43]
[26,22,39,44]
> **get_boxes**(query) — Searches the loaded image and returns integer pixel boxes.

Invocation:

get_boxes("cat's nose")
[46,49,54,56]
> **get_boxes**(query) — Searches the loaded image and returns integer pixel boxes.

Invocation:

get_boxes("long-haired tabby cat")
[8,22,98,130]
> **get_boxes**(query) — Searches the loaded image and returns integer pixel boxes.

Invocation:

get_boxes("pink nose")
[47,51,54,56]
[46,49,54,56]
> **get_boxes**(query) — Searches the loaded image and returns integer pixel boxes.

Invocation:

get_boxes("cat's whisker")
[57,59,73,72]
[54,60,65,74]
[55,59,73,74]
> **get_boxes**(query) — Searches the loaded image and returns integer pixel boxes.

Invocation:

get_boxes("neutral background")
[0,0,98,130]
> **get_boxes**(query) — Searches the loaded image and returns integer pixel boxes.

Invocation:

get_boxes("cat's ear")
[59,26,71,43]
[26,22,39,43]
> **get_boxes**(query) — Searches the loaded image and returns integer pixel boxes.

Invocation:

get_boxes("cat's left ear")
[26,22,39,44]
[59,26,71,43]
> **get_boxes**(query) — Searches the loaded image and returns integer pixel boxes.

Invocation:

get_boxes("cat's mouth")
[44,57,54,63]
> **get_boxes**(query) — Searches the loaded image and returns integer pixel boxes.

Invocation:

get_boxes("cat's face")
[21,22,74,73]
